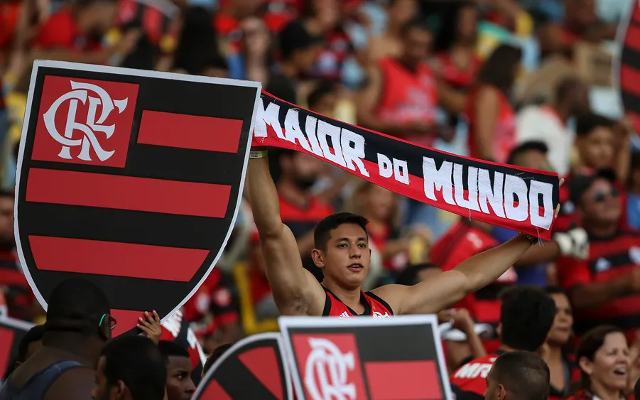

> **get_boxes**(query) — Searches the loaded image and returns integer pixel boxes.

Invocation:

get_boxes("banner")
[253,92,559,240]
[0,317,34,379]
[194,332,292,400]
[15,60,261,336]
[279,315,452,400]
[618,0,640,134]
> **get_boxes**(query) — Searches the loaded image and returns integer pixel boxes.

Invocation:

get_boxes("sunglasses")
[592,188,619,203]
[99,314,117,331]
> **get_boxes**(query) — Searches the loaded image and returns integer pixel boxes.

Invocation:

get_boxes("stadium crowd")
[2,0,640,399]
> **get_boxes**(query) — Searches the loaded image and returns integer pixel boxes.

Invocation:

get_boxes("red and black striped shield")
[618,0,640,131]
[15,60,261,336]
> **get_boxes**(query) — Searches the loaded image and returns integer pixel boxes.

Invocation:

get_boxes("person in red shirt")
[484,351,551,400]
[32,0,140,66]
[356,18,465,148]
[557,170,640,344]
[465,44,520,163]
[567,326,630,400]
[450,286,556,400]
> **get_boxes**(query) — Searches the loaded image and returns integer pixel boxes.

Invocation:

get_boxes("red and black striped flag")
[194,332,292,400]
[619,0,640,132]
[279,316,453,400]
[15,60,261,336]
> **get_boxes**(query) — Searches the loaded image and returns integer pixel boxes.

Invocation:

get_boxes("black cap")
[569,169,617,205]
[44,278,110,332]
[279,21,322,59]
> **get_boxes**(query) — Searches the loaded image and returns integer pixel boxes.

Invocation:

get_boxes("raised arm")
[374,233,536,315]
[246,152,325,316]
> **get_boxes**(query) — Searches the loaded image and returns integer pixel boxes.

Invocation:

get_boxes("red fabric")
[557,230,640,342]
[0,2,21,51]
[35,8,102,51]
[450,352,503,397]
[375,57,439,147]
[435,52,482,90]
[465,85,516,163]
[368,224,406,271]
[0,248,34,321]
[323,289,393,317]
[249,265,272,305]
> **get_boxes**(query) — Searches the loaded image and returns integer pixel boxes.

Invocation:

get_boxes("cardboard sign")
[0,317,34,379]
[15,60,261,336]
[194,332,292,400]
[617,0,640,133]
[279,315,452,400]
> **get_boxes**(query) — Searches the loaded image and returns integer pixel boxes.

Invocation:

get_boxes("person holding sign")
[246,149,559,318]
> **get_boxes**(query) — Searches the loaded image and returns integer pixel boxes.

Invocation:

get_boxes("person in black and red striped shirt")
[557,169,640,344]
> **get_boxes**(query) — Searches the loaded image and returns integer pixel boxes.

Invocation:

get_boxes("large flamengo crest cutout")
[618,0,640,133]
[15,60,261,336]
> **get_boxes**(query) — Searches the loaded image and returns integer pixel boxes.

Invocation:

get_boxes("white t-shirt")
[516,105,574,175]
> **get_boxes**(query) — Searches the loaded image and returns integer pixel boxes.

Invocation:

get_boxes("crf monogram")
[304,338,356,400]
[42,81,129,162]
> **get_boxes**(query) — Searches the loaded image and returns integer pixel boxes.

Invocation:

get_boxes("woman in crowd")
[543,287,579,400]
[568,325,630,400]
[464,43,521,163]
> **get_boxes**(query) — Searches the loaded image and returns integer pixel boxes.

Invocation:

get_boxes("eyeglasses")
[99,314,117,331]
[592,188,619,203]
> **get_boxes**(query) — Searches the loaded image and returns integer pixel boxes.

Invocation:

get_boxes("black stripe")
[574,313,640,334]
[621,47,640,114]
[18,202,228,250]
[211,340,284,399]
[587,252,634,274]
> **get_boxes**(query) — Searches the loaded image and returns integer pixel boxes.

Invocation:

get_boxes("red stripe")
[26,168,231,218]
[138,111,243,153]
[201,380,233,400]
[621,65,640,98]
[29,236,208,281]
[625,24,640,54]
[142,6,163,43]
[365,360,442,400]
[111,309,146,337]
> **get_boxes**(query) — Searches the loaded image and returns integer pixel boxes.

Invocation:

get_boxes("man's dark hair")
[158,340,190,361]
[506,141,548,165]
[491,351,550,400]
[203,343,233,376]
[555,77,584,104]
[476,44,522,94]
[17,325,45,362]
[395,263,439,286]
[400,17,432,37]
[44,278,110,338]
[576,113,615,137]
[101,336,167,400]
[0,189,14,201]
[314,212,369,250]
[499,286,555,351]
[307,80,336,110]
[544,286,567,296]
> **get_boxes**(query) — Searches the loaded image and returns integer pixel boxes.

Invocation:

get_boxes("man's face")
[569,84,591,115]
[580,178,621,226]
[92,357,112,400]
[166,356,196,400]
[282,153,323,190]
[577,127,614,170]
[484,367,505,400]
[0,197,14,244]
[402,27,432,69]
[313,224,370,289]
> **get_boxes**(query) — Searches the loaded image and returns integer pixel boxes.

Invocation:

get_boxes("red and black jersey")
[160,310,207,386]
[557,230,640,342]
[431,221,517,353]
[450,351,506,400]
[0,247,34,321]
[322,286,393,318]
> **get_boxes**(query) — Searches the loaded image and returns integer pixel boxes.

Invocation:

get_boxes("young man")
[484,351,550,400]
[158,341,196,400]
[246,151,547,318]
[450,286,556,400]
[0,279,113,400]
[92,336,166,400]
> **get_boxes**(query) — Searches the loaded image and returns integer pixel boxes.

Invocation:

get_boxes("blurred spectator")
[557,170,640,343]
[543,287,580,400]
[568,325,630,400]
[0,189,37,321]
[213,0,260,54]
[228,16,271,82]
[465,44,521,163]
[266,20,321,103]
[368,0,418,61]
[484,351,551,400]
[173,6,221,75]
[356,18,463,148]
[159,310,208,386]
[450,286,556,399]
[516,77,591,176]
[626,153,640,231]
[273,149,333,283]
[0,279,112,399]
[158,340,197,400]
[92,335,167,400]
